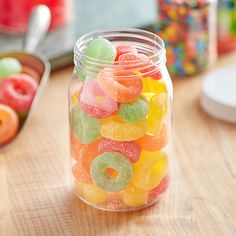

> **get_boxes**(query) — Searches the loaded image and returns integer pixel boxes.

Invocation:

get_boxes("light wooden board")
[0,52,236,236]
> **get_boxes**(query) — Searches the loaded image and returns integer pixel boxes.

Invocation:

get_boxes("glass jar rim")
[74,28,166,77]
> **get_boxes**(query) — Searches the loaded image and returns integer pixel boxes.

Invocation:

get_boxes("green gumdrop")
[71,107,100,144]
[118,98,149,122]
[85,38,116,62]
[0,57,22,79]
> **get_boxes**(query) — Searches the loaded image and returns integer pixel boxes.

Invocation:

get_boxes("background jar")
[217,0,236,54]
[69,28,173,211]
[154,0,217,77]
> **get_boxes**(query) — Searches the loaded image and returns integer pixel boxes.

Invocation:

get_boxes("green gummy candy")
[0,57,22,79]
[85,38,116,62]
[118,98,149,122]
[71,107,100,144]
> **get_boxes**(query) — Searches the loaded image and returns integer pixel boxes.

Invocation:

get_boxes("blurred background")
[0,0,235,72]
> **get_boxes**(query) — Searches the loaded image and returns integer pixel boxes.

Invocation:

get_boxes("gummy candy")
[70,107,100,144]
[71,137,100,183]
[75,180,108,205]
[97,68,142,103]
[123,183,148,208]
[118,98,149,122]
[79,79,117,119]
[0,57,22,79]
[101,116,147,141]
[136,123,169,151]
[147,92,168,135]
[85,38,116,62]
[90,152,133,192]
[98,138,141,163]
[115,45,137,61]
[132,150,168,191]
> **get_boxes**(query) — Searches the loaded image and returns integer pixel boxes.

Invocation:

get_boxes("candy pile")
[0,57,39,146]
[217,0,236,54]
[155,0,216,76]
[70,38,171,211]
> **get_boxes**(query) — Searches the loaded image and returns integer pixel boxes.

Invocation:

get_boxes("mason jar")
[69,28,173,211]
[218,0,236,54]
[154,0,217,77]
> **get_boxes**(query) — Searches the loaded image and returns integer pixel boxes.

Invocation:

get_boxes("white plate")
[200,65,236,123]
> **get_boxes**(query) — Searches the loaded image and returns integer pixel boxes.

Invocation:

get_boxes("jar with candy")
[69,28,173,211]
[154,0,217,77]
[218,0,236,54]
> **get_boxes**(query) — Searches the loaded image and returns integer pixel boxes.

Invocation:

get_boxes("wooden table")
[0,52,236,236]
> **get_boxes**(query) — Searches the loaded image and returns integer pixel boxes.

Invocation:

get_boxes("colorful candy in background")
[69,37,171,211]
[218,0,236,54]
[0,57,39,146]
[154,0,217,77]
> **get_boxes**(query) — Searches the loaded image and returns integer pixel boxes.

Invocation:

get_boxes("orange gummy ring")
[97,68,142,103]
[71,135,100,183]
[136,123,169,151]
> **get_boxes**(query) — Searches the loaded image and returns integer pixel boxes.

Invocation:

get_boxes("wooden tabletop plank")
[0,53,236,235]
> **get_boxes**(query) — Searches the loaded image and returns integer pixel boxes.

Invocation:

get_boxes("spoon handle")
[23,5,51,53]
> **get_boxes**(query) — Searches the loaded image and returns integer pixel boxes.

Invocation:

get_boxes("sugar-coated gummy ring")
[0,74,38,112]
[0,104,19,145]
[118,98,149,122]
[97,68,143,103]
[78,79,117,119]
[0,57,22,79]
[115,45,137,61]
[98,138,141,163]
[101,116,147,141]
[90,152,133,192]
[136,123,169,151]
[70,107,100,144]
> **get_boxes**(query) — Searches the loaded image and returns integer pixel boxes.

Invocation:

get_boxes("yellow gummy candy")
[101,116,147,141]
[142,77,167,95]
[132,150,168,191]
[75,181,108,205]
[123,183,148,208]
[147,92,168,135]
[71,91,80,106]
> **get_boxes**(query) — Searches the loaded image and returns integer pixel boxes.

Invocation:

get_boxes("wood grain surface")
[0,52,236,236]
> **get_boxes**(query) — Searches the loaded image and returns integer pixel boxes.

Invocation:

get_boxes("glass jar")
[154,0,217,77]
[69,28,173,212]
[218,0,236,54]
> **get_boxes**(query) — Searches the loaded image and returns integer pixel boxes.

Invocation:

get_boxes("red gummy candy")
[115,45,137,61]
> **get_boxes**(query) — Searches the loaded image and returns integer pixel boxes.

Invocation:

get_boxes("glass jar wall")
[69,28,173,211]
[217,0,236,54]
[154,0,217,77]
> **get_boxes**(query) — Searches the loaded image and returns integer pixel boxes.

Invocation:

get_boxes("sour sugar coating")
[79,79,117,119]
[137,123,169,151]
[0,74,38,112]
[101,115,147,141]
[21,66,40,83]
[118,53,162,80]
[75,180,108,205]
[115,45,137,61]
[147,92,168,135]
[70,107,100,144]
[0,57,22,79]
[97,68,142,103]
[123,183,148,208]
[0,104,19,145]
[98,138,141,163]
[90,152,133,192]
[132,150,168,191]
[118,98,149,122]
[85,38,116,62]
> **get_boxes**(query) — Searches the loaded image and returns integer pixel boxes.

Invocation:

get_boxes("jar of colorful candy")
[218,0,236,54]
[154,0,217,77]
[69,28,173,211]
